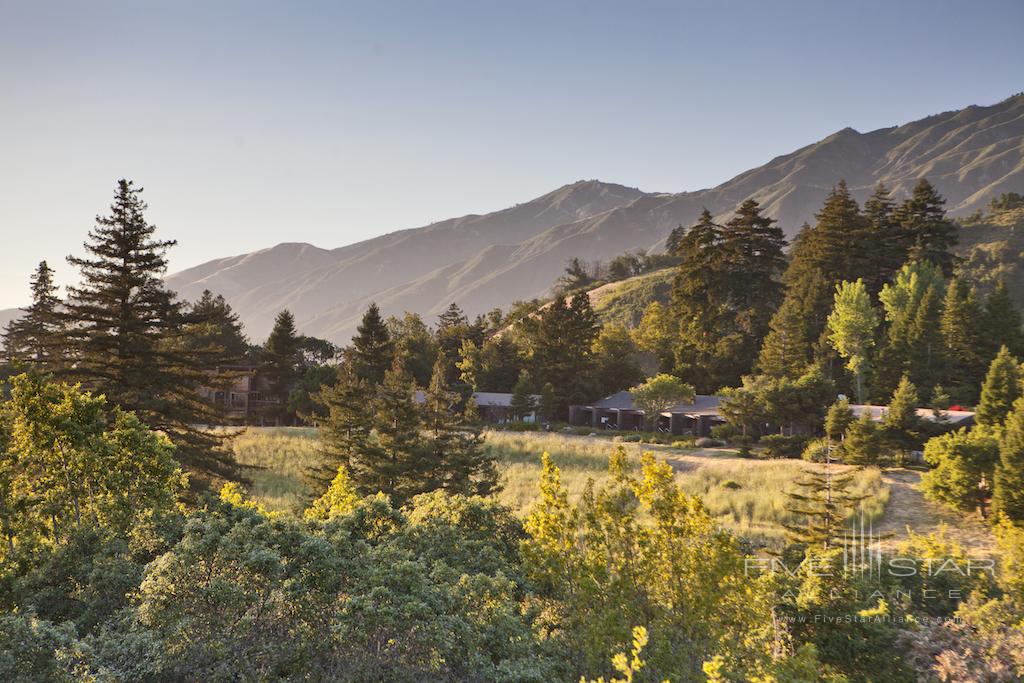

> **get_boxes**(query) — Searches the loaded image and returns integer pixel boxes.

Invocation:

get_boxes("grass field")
[227,427,888,547]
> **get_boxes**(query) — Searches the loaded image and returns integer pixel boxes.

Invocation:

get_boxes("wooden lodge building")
[569,390,725,436]
[199,365,283,425]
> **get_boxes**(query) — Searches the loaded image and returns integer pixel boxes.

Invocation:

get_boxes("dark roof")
[850,404,975,426]
[585,390,721,416]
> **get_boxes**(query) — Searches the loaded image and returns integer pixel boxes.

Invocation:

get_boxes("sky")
[1,0,1022,309]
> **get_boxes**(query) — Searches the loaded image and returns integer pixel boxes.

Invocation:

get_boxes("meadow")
[229,427,887,547]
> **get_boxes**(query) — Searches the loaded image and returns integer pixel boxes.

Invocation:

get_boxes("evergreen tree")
[457,335,524,392]
[419,359,498,498]
[182,289,249,366]
[509,371,536,421]
[59,180,233,482]
[759,182,869,378]
[895,179,959,275]
[719,199,787,357]
[982,280,1024,359]
[940,279,985,402]
[842,413,882,465]
[976,346,1023,427]
[862,182,906,297]
[671,209,728,389]
[993,398,1024,522]
[350,303,393,384]
[2,261,65,371]
[313,360,373,488]
[882,376,922,457]
[527,293,598,417]
[262,309,302,423]
[825,398,855,442]
[906,284,945,394]
[671,202,786,390]
[359,359,424,504]
[436,302,478,385]
[785,456,866,548]
[387,312,437,386]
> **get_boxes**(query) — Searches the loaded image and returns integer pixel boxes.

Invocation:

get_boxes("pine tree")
[862,182,907,297]
[842,413,882,465]
[359,359,424,503]
[882,376,922,457]
[262,309,302,423]
[350,302,393,384]
[510,370,536,421]
[670,203,786,390]
[720,199,787,337]
[528,293,598,416]
[2,261,65,371]
[419,359,498,498]
[976,347,1022,427]
[387,311,436,386]
[940,279,984,402]
[759,182,869,378]
[982,280,1024,360]
[182,290,249,365]
[436,302,476,385]
[825,399,855,441]
[785,454,866,548]
[993,398,1024,522]
[313,359,374,488]
[895,179,958,275]
[906,284,945,393]
[60,179,234,482]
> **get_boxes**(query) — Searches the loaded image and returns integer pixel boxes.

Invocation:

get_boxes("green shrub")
[759,434,810,459]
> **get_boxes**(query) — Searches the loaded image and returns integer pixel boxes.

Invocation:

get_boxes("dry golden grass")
[226,428,888,547]
[229,427,321,515]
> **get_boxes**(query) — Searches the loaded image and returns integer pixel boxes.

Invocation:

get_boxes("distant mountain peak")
[166,93,1024,343]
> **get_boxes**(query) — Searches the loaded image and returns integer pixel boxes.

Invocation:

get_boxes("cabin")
[849,404,976,428]
[414,390,541,424]
[199,365,283,425]
[569,390,724,436]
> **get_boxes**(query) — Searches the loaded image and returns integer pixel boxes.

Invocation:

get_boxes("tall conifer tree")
[976,347,1022,428]
[262,309,302,422]
[939,279,984,402]
[993,398,1024,522]
[2,261,65,371]
[350,303,393,384]
[759,182,868,378]
[60,180,234,481]
[982,280,1024,359]
[895,179,958,275]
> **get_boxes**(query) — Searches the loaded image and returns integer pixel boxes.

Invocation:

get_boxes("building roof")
[584,390,721,416]
[472,391,540,407]
[850,404,975,425]
[414,391,539,408]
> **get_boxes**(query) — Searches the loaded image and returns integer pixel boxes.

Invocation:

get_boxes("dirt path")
[873,469,995,553]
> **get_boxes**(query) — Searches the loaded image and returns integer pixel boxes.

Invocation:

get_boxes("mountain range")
[7,94,1024,343]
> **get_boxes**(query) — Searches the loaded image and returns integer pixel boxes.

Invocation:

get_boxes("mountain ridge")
[5,95,1022,343]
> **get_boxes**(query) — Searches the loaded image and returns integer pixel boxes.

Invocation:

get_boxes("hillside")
[140,94,1024,342]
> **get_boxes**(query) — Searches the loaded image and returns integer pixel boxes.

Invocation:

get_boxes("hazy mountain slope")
[166,180,649,338]
[165,94,1024,343]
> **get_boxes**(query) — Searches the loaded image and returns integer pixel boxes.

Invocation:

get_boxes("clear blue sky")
[1,0,1022,307]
